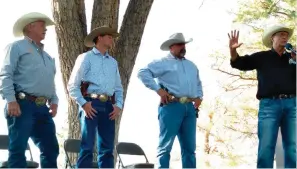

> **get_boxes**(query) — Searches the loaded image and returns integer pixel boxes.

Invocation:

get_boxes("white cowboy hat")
[13,12,55,37]
[262,24,294,48]
[84,26,119,47]
[160,33,193,51]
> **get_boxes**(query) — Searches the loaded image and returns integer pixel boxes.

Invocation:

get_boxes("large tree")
[51,0,154,165]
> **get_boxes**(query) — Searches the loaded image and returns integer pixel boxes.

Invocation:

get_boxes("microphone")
[285,43,296,54]
[285,43,296,65]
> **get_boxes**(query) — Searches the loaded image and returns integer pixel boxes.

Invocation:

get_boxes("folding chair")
[116,142,154,168]
[64,138,98,168]
[0,135,39,168]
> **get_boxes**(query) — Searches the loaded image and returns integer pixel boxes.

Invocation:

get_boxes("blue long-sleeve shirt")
[67,47,124,109]
[137,53,203,99]
[0,37,59,104]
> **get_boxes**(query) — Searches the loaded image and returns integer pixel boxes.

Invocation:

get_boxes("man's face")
[98,34,114,49]
[272,31,289,47]
[170,43,186,57]
[27,21,47,40]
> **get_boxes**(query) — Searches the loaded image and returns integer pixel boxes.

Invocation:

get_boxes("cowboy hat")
[13,12,55,37]
[262,24,294,48]
[84,26,119,47]
[160,33,193,51]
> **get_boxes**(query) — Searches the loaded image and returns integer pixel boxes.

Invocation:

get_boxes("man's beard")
[179,48,186,57]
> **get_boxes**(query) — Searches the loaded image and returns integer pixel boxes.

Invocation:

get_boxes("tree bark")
[91,0,119,30]
[51,0,88,165]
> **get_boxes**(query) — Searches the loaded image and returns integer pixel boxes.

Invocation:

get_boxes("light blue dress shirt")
[67,47,124,109]
[137,53,203,99]
[0,37,59,104]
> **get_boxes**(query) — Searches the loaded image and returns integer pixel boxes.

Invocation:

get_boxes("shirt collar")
[271,47,287,55]
[24,36,44,50]
[92,47,110,58]
[168,53,185,60]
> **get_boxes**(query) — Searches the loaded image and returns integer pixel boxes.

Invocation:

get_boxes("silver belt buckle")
[179,97,188,104]
[90,93,98,99]
[99,94,108,102]
[18,92,26,99]
[35,97,47,106]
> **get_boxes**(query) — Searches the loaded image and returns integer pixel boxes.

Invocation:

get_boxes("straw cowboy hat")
[262,24,294,48]
[84,26,119,47]
[13,12,55,37]
[160,33,193,51]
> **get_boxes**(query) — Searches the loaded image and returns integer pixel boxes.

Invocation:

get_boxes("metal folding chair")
[64,138,98,168]
[0,135,39,168]
[116,142,154,168]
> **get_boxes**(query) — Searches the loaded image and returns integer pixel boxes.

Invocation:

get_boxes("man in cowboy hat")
[0,12,59,168]
[67,26,123,168]
[138,33,203,168]
[228,24,296,168]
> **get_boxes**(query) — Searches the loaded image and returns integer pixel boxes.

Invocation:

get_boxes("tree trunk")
[91,0,154,165]
[113,0,154,164]
[51,0,88,166]
[91,0,119,30]
[51,0,154,167]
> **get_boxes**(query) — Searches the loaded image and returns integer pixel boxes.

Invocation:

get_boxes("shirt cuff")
[49,98,59,105]
[5,95,16,103]
[115,102,123,110]
[77,97,87,107]
[153,84,161,92]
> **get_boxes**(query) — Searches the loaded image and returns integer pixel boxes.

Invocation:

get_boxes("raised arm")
[228,30,259,70]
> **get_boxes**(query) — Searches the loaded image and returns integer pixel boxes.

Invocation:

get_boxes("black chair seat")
[0,160,39,168]
[125,163,154,168]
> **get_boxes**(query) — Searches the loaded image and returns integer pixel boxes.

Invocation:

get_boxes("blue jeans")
[157,102,197,168]
[257,97,296,168]
[4,99,59,168]
[76,98,115,168]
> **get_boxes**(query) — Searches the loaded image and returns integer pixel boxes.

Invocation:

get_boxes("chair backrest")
[0,135,30,150]
[64,139,81,153]
[0,135,10,150]
[0,135,33,161]
[116,142,146,156]
[64,138,81,168]
[116,142,149,168]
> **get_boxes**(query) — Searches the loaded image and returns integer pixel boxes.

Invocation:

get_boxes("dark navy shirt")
[230,49,296,99]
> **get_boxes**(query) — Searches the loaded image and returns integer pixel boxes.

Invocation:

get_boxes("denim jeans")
[257,97,296,168]
[76,98,115,168]
[4,99,59,168]
[157,102,197,168]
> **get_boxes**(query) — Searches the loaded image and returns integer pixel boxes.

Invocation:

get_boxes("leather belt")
[87,93,112,102]
[168,95,194,104]
[269,94,296,99]
[16,92,48,106]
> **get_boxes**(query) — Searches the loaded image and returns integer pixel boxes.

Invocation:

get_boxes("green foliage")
[233,0,296,46]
